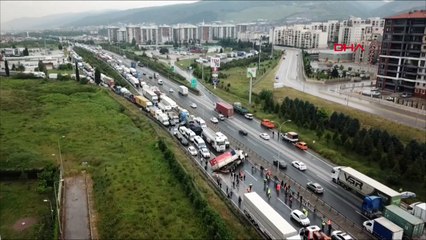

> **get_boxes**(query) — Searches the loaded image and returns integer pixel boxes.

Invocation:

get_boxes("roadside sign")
[210,57,220,68]
[212,73,218,78]
[247,67,257,78]
[191,78,197,88]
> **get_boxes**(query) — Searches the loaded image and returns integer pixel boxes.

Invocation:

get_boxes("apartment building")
[126,26,141,44]
[272,25,328,49]
[107,27,119,43]
[376,10,426,99]
[172,24,198,43]
[140,26,158,45]
[117,28,127,43]
[158,25,173,43]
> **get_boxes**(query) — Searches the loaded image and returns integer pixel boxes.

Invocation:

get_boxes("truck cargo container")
[158,101,172,112]
[407,202,426,223]
[243,192,301,240]
[167,112,179,126]
[331,166,401,218]
[383,205,424,239]
[142,89,158,104]
[363,217,404,240]
[209,149,245,172]
[161,96,177,109]
[215,102,234,118]
[281,132,299,143]
[157,113,170,126]
[178,85,188,96]
[215,132,230,148]
[134,95,152,111]
[201,128,226,152]
[233,102,249,115]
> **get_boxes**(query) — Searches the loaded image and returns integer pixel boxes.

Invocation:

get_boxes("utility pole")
[258,39,262,71]
[249,76,253,105]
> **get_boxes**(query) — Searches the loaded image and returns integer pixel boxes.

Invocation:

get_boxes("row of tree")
[256,90,426,187]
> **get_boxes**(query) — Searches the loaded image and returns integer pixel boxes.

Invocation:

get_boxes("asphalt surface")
[63,176,90,240]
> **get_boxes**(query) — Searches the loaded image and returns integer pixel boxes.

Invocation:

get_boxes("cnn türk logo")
[334,43,365,52]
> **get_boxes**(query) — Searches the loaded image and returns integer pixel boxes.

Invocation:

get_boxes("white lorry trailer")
[161,96,178,109]
[201,128,226,152]
[157,113,170,126]
[143,89,158,104]
[407,202,426,223]
[178,85,188,96]
[243,192,301,240]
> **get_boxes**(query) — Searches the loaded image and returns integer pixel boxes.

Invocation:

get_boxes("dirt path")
[63,175,90,239]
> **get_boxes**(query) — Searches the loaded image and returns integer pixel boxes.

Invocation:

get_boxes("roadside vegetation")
[0,79,257,239]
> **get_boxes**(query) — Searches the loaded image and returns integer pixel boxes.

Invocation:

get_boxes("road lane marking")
[278,198,291,210]
[244,170,258,181]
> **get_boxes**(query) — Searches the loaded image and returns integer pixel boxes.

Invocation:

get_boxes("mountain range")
[2,1,425,32]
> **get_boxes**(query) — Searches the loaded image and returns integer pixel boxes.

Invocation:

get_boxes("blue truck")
[363,217,404,240]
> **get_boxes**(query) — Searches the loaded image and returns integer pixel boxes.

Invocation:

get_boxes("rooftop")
[387,10,426,19]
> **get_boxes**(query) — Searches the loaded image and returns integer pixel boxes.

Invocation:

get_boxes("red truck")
[261,119,275,129]
[215,102,234,117]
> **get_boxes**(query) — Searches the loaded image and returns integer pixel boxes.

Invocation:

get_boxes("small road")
[63,175,90,240]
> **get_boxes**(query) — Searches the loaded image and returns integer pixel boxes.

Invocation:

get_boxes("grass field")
[0,181,51,239]
[0,79,257,239]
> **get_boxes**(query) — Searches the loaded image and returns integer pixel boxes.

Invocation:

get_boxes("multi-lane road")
[103,49,371,231]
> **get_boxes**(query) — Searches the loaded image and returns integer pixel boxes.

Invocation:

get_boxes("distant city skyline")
[1,1,197,23]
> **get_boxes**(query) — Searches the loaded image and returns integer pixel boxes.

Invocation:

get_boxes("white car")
[259,133,270,140]
[190,103,197,108]
[187,146,197,156]
[169,88,174,93]
[292,161,307,171]
[244,113,254,120]
[331,230,354,240]
[218,114,225,121]
[290,209,310,226]
[210,117,219,124]
[199,147,211,159]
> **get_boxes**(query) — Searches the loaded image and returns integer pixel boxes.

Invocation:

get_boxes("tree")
[159,47,169,55]
[11,64,16,70]
[58,44,63,50]
[331,67,339,78]
[75,62,80,82]
[23,47,29,56]
[38,60,46,73]
[17,64,25,71]
[5,60,10,77]
[131,38,136,46]
[95,68,101,85]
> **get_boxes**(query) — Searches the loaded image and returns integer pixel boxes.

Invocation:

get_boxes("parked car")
[331,230,354,240]
[239,129,248,136]
[292,161,307,171]
[190,103,197,108]
[273,159,287,170]
[307,181,324,194]
[290,209,310,226]
[385,96,395,101]
[400,92,412,98]
[295,141,308,150]
[259,133,270,140]
[210,117,219,124]
[244,113,254,120]
[400,191,416,199]
[188,146,197,156]
[169,88,174,93]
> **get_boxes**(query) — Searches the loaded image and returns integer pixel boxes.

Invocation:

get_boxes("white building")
[172,24,198,44]
[107,27,119,43]
[158,25,173,43]
[272,25,328,49]
[117,28,127,43]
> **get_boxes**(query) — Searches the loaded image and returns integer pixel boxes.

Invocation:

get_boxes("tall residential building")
[158,25,173,43]
[272,25,328,49]
[126,26,141,44]
[172,24,198,43]
[140,26,158,45]
[117,28,127,43]
[107,27,119,42]
[376,10,426,99]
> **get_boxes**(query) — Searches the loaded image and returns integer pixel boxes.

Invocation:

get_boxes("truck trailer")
[215,102,234,118]
[407,202,426,223]
[134,95,153,111]
[363,217,404,240]
[243,192,301,240]
[178,85,188,96]
[233,102,249,115]
[201,128,226,152]
[331,166,401,218]
[209,149,245,172]
[383,205,424,239]
[142,89,158,104]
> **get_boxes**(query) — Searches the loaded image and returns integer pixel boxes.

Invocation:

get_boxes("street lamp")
[58,136,65,173]
[276,120,292,142]
[43,199,54,223]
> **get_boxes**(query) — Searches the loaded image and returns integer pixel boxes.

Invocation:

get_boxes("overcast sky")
[1,1,197,23]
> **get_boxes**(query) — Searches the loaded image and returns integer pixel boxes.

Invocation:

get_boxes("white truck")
[178,85,188,96]
[281,132,299,143]
[209,149,245,172]
[201,128,226,152]
[167,111,179,126]
[143,89,158,104]
[157,113,170,126]
[407,202,426,223]
[161,96,177,109]
[243,192,301,240]
[158,101,172,112]
[134,95,153,111]
[363,217,404,240]
[129,76,140,88]
[215,132,230,148]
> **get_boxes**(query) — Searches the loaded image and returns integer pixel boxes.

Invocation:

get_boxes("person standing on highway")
[327,219,332,235]
[321,219,326,232]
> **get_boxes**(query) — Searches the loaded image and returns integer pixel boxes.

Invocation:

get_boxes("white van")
[184,129,196,142]
[194,117,207,128]
[178,126,188,136]
[193,136,207,149]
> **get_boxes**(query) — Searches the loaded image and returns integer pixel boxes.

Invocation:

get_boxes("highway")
[102,48,372,234]
[275,47,426,130]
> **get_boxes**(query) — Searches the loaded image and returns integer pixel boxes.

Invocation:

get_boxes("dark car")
[239,129,248,136]
[273,159,287,170]
[138,63,144,67]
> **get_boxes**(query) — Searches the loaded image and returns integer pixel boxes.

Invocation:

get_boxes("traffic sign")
[210,57,220,68]
[191,78,198,88]
[247,67,257,78]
